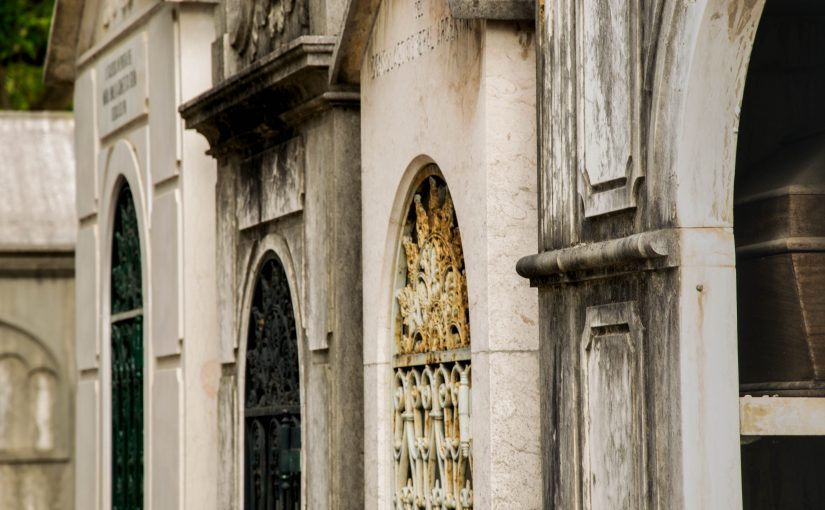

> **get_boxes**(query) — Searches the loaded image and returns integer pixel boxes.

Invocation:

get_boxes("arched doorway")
[110,182,144,509]
[735,0,825,506]
[243,255,301,509]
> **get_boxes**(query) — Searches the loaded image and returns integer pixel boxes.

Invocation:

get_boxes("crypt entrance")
[735,0,825,507]
[243,255,301,509]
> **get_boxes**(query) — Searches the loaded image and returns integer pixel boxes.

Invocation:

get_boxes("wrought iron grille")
[244,257,301,510]
[111,184,144,510]
[393,174,473,509]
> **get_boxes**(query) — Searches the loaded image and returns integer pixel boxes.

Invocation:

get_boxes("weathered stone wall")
[525,0,768,508]
[181,0,364,504]
[202,105,362,508]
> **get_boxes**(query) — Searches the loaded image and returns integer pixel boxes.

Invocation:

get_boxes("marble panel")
[76,223,99,370]
[151,189,182,356]
[148,8,179,184]
[75,68,99,218]
[152,367,181,510]
[76,379,98,510]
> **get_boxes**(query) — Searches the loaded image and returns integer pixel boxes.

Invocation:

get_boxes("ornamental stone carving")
[227,0,309,68]
[393,174,473,509]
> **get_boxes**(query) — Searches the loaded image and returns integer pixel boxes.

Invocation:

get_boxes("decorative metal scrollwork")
[394,174,473,509]
[244,256,301,510]
[110,183,144,510]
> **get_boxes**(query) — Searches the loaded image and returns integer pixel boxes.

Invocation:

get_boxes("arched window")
[110,183,144,509]
[393,173,473,509]
[243,256,301,509]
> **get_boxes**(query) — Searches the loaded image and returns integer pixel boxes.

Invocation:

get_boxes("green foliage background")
[0,0,55,110]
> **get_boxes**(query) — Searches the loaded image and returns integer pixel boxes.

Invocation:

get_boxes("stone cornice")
[180,36,359,157]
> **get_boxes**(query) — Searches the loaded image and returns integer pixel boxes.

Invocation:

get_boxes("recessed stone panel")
[577,0,643,217]
[76,224,99,370]
[261,138,305,223]
[152,368,181,510]
[75,380,98,510]
[75,69,99,218]
[580,301,646,510]
[149,9,180,184]
[151,190,182,356]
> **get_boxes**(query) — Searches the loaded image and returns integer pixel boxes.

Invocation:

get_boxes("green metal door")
[111,184,143,510]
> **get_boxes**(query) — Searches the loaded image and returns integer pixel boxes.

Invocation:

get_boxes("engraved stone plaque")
[96,34,148,137]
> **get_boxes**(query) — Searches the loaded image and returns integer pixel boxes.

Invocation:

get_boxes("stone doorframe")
[99,140,151,510]
[658,4,766,504]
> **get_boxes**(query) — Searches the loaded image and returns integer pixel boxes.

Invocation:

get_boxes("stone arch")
[652,0,766,228]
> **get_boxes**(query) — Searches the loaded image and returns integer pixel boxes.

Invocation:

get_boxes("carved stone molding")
[516,231,668,280]
[580,301,647,509]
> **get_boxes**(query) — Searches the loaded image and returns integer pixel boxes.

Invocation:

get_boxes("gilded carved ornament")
[395,177,470,355]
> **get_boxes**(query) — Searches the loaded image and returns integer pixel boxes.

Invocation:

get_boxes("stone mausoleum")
[0,112,75,510]
[39,0,825,508]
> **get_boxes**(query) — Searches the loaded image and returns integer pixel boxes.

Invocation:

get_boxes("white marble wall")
[360,2,540,506]
[72,3,219,509]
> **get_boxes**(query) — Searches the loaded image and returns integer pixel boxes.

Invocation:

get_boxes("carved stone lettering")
[366,0,479,81]
[580,302,646,509]
[96,35,148,137]
[578,0,642,217]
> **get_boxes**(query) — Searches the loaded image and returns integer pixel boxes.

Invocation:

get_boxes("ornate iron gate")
[244,257,301,510]
[111,184,144,510]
